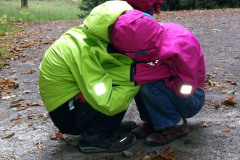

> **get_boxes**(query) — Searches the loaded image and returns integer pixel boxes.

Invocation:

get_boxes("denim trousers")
[134,80,205,130]
[49,98,125,135]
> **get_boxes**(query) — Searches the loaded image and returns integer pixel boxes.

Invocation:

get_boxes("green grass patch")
[0,35,11,69]
[0,14,17,68]
[0,0,81,21]
[0,14,15,35]
[0,0,82,66]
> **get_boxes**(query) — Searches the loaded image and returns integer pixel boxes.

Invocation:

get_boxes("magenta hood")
[111,10,164,62]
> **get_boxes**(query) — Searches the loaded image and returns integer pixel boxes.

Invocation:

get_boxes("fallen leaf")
[23,70,36,74]
[27,115,37,119]
[50,144,58,147]
[153,146,180,160]
[134,149,143,157]
[38,113,49,119]
[220,90,227,94]
[22,90,31,94]
[219,83,227,88]
[9,102,25,108]
[2,129,9,131]
[36,141,43,150]
[0,78,19,92]
[28,122,33,126]
[10,153,19,159]
[141,155,151,160]
[11,119,23,127]
[202,122,210,127]
[26,102,43,106]
[1,132,15,139]
[221,96,238,106]
[11,99,25,103]
[222,129,230,132]
[225,79,238,85]
[228,90,236,94]
[1,96,11,100]
[10,115,23,122]
[17,106,30,111]
[50,130,67,140]
[214,103,221,108]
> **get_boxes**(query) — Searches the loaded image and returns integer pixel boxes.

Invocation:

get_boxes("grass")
[0,0,81,21]
[0,0,82,67]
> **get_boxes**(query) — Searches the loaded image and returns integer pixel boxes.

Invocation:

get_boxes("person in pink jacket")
[125,0,163,15]
[110,10,206,146]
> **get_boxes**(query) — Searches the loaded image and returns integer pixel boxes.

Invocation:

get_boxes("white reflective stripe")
[94,83,106,96]
[180,85,192,95]
[120,136,127,142]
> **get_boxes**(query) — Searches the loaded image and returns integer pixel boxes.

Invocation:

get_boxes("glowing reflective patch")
[180,85,192,94]
[120,137,127,142]
[94,83,106,95]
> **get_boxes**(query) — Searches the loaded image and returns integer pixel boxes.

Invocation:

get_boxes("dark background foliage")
[79,0,240,18]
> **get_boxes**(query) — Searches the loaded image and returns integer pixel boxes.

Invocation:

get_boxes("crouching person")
[110,9,206,146]
[38,1,140,153]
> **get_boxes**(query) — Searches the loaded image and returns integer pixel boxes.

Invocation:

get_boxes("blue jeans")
[135,80,205,130]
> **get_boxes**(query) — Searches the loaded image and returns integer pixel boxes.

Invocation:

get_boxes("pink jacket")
[125,0,163,12]
[111,10,206,98]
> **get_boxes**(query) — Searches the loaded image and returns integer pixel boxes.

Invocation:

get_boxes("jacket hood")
[110,9,164,62]
[83,1,133,42]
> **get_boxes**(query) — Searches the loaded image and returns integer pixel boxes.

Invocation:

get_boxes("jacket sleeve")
[69,46,140,116]
[78,64,140,116]
[163,39,201,98]
[104,65,136,86]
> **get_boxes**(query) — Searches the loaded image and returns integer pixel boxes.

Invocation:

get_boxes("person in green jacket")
[38,1,140,153]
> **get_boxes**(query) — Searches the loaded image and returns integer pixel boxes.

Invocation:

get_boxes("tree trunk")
[21,0,28,8]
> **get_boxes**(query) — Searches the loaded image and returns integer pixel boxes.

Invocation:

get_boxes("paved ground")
[0,9,240,160]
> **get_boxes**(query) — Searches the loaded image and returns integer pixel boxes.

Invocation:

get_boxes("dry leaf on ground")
[1,132,15,139]
[152,146,180,160]
[222,129,230,132]
[221,96,238,106]
[50,130,67,140]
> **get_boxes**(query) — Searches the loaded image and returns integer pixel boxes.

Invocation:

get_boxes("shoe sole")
[145,133,188,146]
[79,136,136,153]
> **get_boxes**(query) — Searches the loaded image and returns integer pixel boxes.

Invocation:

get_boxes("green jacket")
[39,1,140,116]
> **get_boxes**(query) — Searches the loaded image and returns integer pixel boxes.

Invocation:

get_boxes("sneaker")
[78,131,136,153]
[119,120,138,133]
[131,121,154,139]
[145,119,189,146]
